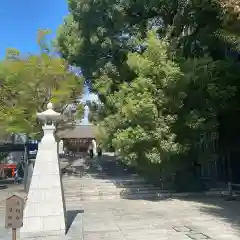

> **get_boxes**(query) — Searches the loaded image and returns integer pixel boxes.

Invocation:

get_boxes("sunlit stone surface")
[20,103,66,239]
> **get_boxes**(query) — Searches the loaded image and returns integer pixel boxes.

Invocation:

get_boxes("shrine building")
[57,124,95,152]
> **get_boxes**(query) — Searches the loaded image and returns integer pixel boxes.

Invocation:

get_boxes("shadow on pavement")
[66,209,84,233]
[99,155,240,233]
[177,196,240,232]
[61,165,88,177]
[61,153,173,201]
[62,153,240,221]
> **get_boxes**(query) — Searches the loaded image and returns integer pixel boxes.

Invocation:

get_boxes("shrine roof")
[57,124,95,139]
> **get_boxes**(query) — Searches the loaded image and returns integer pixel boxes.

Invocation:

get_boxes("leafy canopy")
[0,30,84,137]
[56,0,240,189]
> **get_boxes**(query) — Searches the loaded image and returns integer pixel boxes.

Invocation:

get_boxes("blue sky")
[0,0,98,102]
[0,0,68,58]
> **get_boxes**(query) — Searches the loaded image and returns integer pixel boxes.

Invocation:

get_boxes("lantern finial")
[47,102,53,110]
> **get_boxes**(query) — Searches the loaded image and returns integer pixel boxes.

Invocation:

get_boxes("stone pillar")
[21,103,66,239]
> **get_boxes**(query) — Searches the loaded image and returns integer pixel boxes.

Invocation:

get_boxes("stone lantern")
[20,103,66,239]
[37,102,61,123]
[36,102,61,143]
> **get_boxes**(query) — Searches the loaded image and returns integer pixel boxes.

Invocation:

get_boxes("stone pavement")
[62,155,240,240]
[80,197,240,240]
[1,155,240,239]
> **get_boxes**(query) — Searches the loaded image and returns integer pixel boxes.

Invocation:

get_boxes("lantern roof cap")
[37,102,61,121]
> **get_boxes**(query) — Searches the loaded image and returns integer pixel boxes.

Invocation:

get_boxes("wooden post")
[12,228,16,240]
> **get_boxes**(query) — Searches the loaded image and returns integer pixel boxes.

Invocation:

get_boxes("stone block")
[27,189,45,203]
[33,202,64,216]
[37,174,62,189]
[44,188,63,202]
[21,217,44,232]
[34,161,60,175]
[42,215,65,232]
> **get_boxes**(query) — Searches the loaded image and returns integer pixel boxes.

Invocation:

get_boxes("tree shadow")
[62,153,240,235]
[63,153,230,202]
[61,165,88,177]
[65,209,84,234]
[173,196,240,232]
[62,153,174,201]
[60,154,89,177]
[60,154,85,163]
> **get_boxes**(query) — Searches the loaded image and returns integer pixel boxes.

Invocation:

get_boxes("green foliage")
[100,33,184,167]
[56,0,240,190]
[97,31,240,168]
[87,101,106,124]
[0,30,84,137]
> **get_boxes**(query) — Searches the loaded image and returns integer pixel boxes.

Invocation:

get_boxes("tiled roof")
[57,124,95,139]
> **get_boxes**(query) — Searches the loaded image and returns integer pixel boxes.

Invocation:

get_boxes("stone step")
[86,174,140,179]
[63,181,117,185]
[64,183,157,188]
[64,184,160,190]
[63,182,162,188]
[63,181,116,185]
[61,160,169,202]
[65,190,226,203]
[62,175,143,180]
[63,181,150,188]
[64,187,163,193]
[62,179,145,184]
[64,187,165,195]
[72,192,162,199]
[64,185,153,190]
[64,192,171,201]
[64,189,169,198]
[64,188,157,193]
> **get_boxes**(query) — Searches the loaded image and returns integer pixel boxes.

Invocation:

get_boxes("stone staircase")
[62,154,169,202]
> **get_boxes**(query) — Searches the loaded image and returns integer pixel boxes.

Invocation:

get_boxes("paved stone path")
[80,198,240,240]
[62,155,240,240]
[0,155,240,239]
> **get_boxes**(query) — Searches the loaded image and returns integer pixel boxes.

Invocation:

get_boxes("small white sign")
[5,194,24,229]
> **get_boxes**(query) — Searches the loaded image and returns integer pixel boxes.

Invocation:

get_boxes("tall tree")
[56,0,240,96]
[56,0,240,189]
[0,30,84,138]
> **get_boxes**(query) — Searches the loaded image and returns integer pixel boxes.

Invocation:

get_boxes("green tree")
[56,0,240,106]
[0,30,84,138]
[56,0,240,189]
[96,33,184,182]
